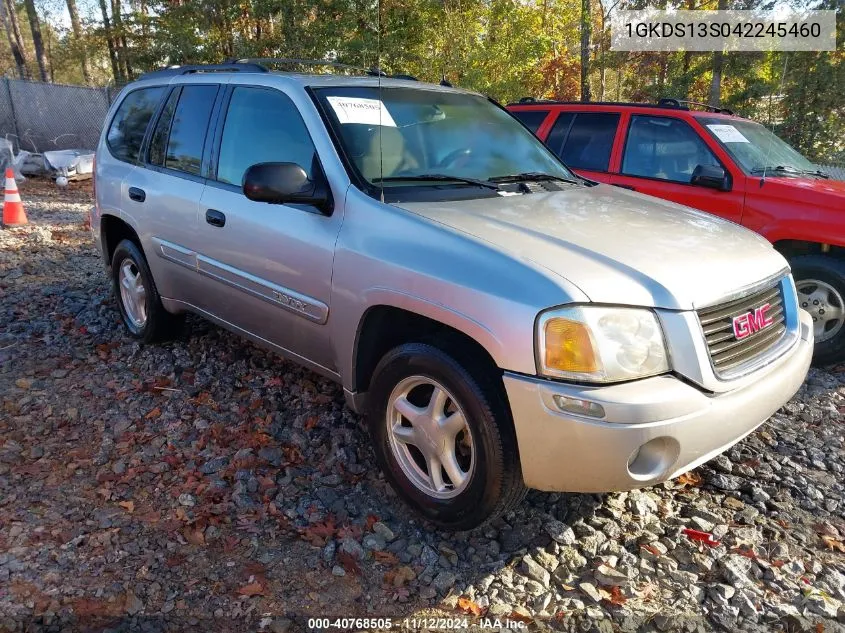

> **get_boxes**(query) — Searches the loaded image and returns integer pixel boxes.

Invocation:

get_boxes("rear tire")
[366,342,526,530]
[111,239,184,343]
[790,254,845,366]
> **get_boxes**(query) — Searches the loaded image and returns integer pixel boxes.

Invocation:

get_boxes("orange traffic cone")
[2,168,27,227]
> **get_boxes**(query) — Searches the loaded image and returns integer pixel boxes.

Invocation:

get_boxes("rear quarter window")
[106,86,166,164]
[510,109,550,133]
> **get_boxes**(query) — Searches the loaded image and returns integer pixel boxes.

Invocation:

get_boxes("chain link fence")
[0,78,122,154]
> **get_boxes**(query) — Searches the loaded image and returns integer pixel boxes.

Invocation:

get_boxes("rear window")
[510,109,549,133]
[106,87,166,164]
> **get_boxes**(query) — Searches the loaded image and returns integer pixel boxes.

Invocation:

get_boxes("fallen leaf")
[145,407,161,420]
[337,550,361,576]
[816,623,825,633]
[607,586,627,605]
[373,551,399,565]
[640,544,660,556]
[183,527,205,546]
[304,416,318,430]
[457,597,483,616]
[236,581,265,596]
[301,519,336,546]
[117,500,134,513]
[676,471,702,486]
[821,535,845,553]
[365,514,379,531]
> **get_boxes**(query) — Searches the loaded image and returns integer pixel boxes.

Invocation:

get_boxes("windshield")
[313,86,576,194]
[698,116,817,175]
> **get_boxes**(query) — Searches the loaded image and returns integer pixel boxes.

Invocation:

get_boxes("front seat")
[358,127,418,181]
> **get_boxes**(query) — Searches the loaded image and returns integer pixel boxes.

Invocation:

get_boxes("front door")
[609,114,744,223]
[195,85,343,374]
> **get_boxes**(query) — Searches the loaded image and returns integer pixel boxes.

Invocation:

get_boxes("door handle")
[205,209,226,228]
[128,187,146,202]
[613,184,636,191]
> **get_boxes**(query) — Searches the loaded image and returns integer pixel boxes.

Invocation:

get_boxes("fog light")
[552,395,605,418]
[627,437,680,481]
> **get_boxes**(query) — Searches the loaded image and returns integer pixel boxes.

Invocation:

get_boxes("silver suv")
[91,62,814,529]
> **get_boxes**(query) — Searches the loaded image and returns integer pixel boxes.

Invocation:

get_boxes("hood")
[761,174,845,200]
[397,184,788,310]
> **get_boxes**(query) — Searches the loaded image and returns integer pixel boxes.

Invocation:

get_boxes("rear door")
[542,111,620,184]
[194,85,343,374]
[609,114,744,223]
[122,81,222,305]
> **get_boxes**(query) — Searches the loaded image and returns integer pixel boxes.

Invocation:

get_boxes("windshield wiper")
[489,171,581,185]
[372,174,501,190]
[751,165,830,178]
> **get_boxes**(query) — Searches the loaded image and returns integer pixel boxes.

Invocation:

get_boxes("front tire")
[791,254,845,366]
[366,342,526,530]
[111,239,184,343]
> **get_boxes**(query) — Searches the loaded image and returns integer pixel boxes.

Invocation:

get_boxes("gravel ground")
[1,181,844,633]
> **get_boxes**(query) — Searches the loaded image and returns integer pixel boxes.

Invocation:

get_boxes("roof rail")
[659,98,733,115]
[138,63,268,80]
[509,98,689,109]
[232,58,420,80]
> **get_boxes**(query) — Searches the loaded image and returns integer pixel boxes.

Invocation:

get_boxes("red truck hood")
[761,175,845,201]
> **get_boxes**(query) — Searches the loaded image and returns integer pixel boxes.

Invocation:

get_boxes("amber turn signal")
[544,317,598,373]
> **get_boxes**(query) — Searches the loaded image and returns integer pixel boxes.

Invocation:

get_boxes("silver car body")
[91,72,814,492]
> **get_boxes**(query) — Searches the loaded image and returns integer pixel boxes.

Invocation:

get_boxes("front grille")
[697,280,787,376]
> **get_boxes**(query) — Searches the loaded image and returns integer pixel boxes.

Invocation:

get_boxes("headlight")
[537,306,669,382]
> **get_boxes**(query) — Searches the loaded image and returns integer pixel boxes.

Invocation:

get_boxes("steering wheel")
[437,147,472,169]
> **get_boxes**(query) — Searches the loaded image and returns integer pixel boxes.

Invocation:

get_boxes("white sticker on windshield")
[326,96,396,127]
[707,124,749,143]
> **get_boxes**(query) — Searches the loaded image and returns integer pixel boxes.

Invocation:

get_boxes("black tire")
[111,239,184,343]
[790,254,845,366]
[366,342,526,530]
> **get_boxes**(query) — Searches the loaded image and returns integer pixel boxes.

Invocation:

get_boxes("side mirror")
[691,164,730,191]
[243,162,332,213]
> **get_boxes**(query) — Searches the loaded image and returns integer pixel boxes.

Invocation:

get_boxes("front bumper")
[505,310,814,492]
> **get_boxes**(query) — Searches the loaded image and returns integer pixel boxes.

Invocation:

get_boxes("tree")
[708,0,728,105]
[66,0,91,84]
[22,0,48,81]
[98,0,121,82]
[0,0,26,78]
[579,0,590,101]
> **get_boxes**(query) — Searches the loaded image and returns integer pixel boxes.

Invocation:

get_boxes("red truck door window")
[545,112,618,183]
[611,114,744,223]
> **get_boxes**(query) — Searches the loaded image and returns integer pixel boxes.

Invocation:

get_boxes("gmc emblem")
[732,303,774,340]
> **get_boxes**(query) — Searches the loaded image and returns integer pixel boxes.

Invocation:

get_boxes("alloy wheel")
[386,375,475,499]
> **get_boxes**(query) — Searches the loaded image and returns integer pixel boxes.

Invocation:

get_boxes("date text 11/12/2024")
[306,617,528,629]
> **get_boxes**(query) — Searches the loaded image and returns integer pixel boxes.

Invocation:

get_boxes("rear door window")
[106,86,166,163]
[558,113,619,172]
[622,115,721,184]
[510,109,549,133]
[147,89,179,167]
[164,85,219,176]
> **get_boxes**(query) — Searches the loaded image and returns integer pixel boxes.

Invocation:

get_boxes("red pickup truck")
[507,98,845,365]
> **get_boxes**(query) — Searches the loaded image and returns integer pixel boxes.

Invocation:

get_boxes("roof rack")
[138,63,268,80]
[510,96,735,115]
[658,98,733,115]
[230,58,419,81]
[510,97,690,109]
[137,59,421,83]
